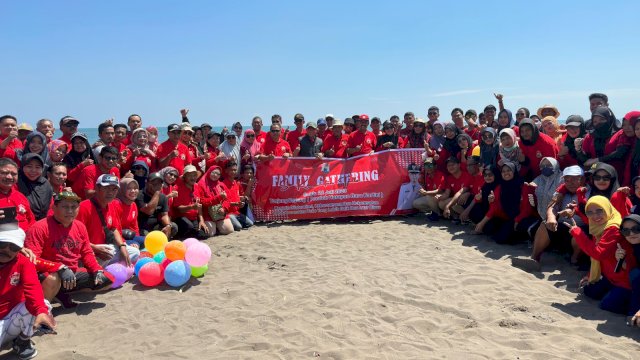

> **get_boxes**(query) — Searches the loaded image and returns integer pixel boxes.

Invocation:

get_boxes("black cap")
[168,124,181,132]
[565,115,585,128]
[148,172,163,182]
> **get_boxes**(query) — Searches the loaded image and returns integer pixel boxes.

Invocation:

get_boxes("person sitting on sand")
[135,172,178,239]
[195,165,234,236]
[414,157,471,222]
[617,214,640,327]
[25,191,112,307]
[0,228,56,360]
[221,161,253,231]
[171,165,209,239]
[564,196,637,315]
[460,164,500,224]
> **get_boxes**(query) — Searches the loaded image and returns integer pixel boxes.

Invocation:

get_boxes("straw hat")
[537,105,560,119]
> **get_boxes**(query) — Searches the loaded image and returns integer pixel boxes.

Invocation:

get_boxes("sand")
[3,217,640,359]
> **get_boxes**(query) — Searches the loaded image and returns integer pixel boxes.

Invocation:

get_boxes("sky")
[2,1,640,128]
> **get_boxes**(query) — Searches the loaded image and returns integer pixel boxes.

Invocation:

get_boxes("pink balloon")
[184,243,211,267]
[183,238,199,249]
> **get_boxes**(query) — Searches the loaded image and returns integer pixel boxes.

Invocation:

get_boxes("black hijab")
[15,132,49,164]
[591,106,619,157]
[499,161,525,219]
[630,176,640,208]
[443,123,461,154]
[64,132,95,169]
[480,128,499,167]
[563,115,586,159]
[17,153,53,220]
[621,214,640,261]
[481,165,501,201]
[588,162,620,198]
[519,118,539,146]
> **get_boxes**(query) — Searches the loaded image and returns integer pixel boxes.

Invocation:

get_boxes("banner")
[251,149,424,221]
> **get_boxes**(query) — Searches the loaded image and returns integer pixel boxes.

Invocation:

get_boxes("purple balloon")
[105,263,129,288]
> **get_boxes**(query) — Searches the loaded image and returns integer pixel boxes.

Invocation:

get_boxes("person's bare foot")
[511,257,541,273]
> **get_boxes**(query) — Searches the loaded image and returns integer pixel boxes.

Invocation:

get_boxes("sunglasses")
[516,113,526,116]
[585,208,605,217]
[103,156,118,162]
[592,175,612,182]
[0,242,20,252]
[428,112,438,115]
[621,225,640,237]
[64,123,79,128]
[270,130,280,133]
[132,166,145,171]
[483,172,494,177]
[233,127,242,130]
[482,133,494,139]
[414,123,425,127]
[246,134,255,138]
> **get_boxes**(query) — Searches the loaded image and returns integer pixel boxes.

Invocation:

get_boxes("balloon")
[190,264,208,278]
[183,238,199,249]
[153,250,166,264]
[471,145,481,157]
[138,262,164,287]
[164,260,191,287]
[164,240,187,261]
[144,231,168,255]
[184,243,211,267]
[139,251,153,259]
[160,258,172,270]
[125,265,135,279]
[105,263,129,288]
[134,258,155,277]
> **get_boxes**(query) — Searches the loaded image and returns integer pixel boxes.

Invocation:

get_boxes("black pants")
[175,217,207,239]
[483,217,540,245]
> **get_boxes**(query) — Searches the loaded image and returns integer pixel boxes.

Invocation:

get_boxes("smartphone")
[0,206,17,223]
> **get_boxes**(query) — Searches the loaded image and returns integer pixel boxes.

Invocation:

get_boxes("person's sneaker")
[13,337,38,360]
[426,212,440,222]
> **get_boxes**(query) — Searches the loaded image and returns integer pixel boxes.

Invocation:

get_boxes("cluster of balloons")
[106,231,212,289]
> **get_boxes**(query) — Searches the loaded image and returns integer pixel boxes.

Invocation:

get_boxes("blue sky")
[2,1,639,128]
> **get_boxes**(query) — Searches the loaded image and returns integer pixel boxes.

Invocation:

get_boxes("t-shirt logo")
[281,146,286,152]
[366,139,372,145]
[17,204,26,214]
[341,140,347,146]
[10,272,20,286]
[107,216,113,226]
[180,154,186,161]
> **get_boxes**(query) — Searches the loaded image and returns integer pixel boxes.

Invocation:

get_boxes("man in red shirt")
[257,124,292,161]
[122,114,143,146]
[286,113,306,151]
[0,228,56,359]
[57,116,79,148]
[0,115,24,158]
[414,157,471,221]
[76,175,137,267]
[156,124,193,174]
[171,165,208,239]
[316,118,329,140]
[36,118,55,144]
[73,146,121,200]
[322,119,348,158]
[25,191,111,304]
[346,115,376,157]
[112,124,128,154]
[0,159,35,232]
[370,117,383,137]
[398,112,415,139]
[252,116,268,146]
[426,106,440,134]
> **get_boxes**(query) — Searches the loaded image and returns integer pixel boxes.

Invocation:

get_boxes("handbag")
[208,204,225,221]
[91,200,117,245]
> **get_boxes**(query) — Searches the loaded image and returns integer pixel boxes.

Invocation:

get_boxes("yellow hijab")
[585,195,622,283]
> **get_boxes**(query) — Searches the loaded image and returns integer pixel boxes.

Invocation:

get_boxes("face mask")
[541,167,555,177]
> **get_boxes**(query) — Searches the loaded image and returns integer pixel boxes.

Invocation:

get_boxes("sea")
[77,126,245,145]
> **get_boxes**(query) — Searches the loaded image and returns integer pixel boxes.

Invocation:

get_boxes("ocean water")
[77,126,231,146]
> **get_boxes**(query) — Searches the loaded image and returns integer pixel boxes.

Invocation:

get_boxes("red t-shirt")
[422,170,445,191]
[321,134,349,158]
[0,254,49,319]
[347,131,377,156]
[25,216,103,274]
[0,189,35,232]
[57,134,73,149]
[256,131,268,146]
[73,164,120,200]
[438,171,472,194]
[114,199,140,235]
[286,129,306,151]
[467,172,485,195]
[76,199,122,245]
[222,178,242,215]
[156,140,193,175]
[171,179,198,220]
[260,137,292,157]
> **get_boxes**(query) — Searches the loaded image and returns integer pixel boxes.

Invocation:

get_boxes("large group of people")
[1,93,640,358]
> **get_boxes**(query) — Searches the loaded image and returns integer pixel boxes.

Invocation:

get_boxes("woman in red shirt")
[194,165,234,236]
[115,178,141,245]
[222,161,254,230]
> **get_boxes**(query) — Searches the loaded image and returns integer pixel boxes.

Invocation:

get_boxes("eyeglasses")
[592,175,611,182]
[482,133,494,139]
[64,123,78,128]
[428,112,438,115]
[483,172,494,178]
[183,131,193,136]
[0,242,20,252]
[270,130,280,133]
[246,134,255,138]
[620,225,640,237]
[516,113,526,117]
[414,123,425,127]
[103,156,118,162]
[233,127,242,130]
[166,173,178,178]
[585,208,606,217]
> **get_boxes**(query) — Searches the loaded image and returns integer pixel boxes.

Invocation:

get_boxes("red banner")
[251,149,424,221]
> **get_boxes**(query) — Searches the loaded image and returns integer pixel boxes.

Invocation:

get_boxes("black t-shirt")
[135,191,169,226]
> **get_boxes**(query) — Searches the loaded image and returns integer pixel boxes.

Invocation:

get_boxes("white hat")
[325,114,335,119]
[183,165,198,175]
[563,165,584,177]
[0,228,26,249]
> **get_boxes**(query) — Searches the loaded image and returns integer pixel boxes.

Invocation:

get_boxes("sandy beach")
[3,217,640,359]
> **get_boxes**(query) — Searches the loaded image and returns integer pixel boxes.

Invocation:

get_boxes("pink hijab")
[240,129,261,158]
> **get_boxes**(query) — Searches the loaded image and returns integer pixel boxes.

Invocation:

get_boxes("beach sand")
[3,217,640,359]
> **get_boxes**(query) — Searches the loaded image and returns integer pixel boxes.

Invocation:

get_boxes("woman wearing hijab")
[473,161,539,244]
[497,128,522,172]
[618,214,640,326]
[115,178,140,243]
[630,176,640,216]
[436,123,461,171]
[460,164,500,224]
[194,165,234,236]
[531,157,564,216]
[221,161,254,230]
[158,166,179,208]
[495,109,519,135]
[517,118,559,180]
[565,196,636,315]
[12,132,50,167]
[239,129,261,167]
[219,133,241,167]
[558,115,586,169]
[376,121,402,151]
[64,132,95,188]
[479,128,499,168]
[578,106,628,175]
[123,128,156,173]
[456,133,474,170]
[427,121,446,155]
[17,154,53,220]
[623,112,640,186]
[540,116,563,145]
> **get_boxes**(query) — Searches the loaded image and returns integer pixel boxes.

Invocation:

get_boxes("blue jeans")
[584,276,631,315]
[229,214,254,231]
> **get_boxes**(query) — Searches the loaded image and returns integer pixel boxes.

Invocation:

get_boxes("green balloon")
[153,250,166,264]
[191,264,208,278]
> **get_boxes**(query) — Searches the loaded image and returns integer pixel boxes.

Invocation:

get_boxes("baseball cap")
[332,119,343,127]
[344,118,355,125]
[359,114,370,121]
[563,165,584,177]
[148,172,163,182]
[306,122,318,129]
[180,123,193,132]
[53,191,81,203]
[71,132,89,142]
[17,123,33,131]
[183,165,198,175]
[60,116,80,126]
[565,115,585,128]
[325,114,334,120]
[96,174,120,188]
[371,117,381,123]
[445,156,460,164]
[317,118,327,126]
[200,123,212,129]
[0,228,26,249]
[168,124,181,132]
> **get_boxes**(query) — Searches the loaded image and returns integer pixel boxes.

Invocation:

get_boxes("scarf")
[480,128,499,167]
[117,178,139,204]
[498,128,520,167]
[16,132,49,164]
[408,128,428,148]
[497,109,514,132]
[220,139,241,163]
[518,119,539,146]
[499,161,524,219]
[591,106,617,157]
[131,160,149,190]
[17,153,53,221]
[197,166,226,200]
[442,123,461,154]
[622,214,640,262]
[377,134,399,149]
[481,165,501,202]
[64,132,94,169]
[586,195,622,283]
[588,162,620,198]
[533,157,564,220]
[428,121,446,152]
[158,166,179,186]
[240,129,262,158]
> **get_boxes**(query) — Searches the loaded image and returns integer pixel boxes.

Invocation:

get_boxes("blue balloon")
[164,260,191,287]
[134,258,155,277]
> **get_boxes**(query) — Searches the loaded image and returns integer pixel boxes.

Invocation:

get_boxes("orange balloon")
[164,240,187,261]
